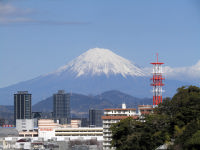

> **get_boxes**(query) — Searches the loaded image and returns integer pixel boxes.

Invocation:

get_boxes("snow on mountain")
[52,48,146,77]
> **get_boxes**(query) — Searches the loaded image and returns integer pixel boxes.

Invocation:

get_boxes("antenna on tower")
[156,53,158,63]
[150,53,165,106]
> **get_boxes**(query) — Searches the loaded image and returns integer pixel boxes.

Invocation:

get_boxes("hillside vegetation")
[111,86,200,150]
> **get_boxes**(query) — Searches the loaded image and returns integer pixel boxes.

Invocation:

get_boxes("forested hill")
[33,90,152,117]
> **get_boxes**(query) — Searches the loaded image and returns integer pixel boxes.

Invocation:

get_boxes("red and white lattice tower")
[151,54,164,106]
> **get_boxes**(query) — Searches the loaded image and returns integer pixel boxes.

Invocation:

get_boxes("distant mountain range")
[0,105,14,122]
[0,48,189,105]
[32,90,152,116]
[0,90,152,119]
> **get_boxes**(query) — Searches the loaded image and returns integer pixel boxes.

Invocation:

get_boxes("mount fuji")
[0,48,186,105]
[52,48,146,77]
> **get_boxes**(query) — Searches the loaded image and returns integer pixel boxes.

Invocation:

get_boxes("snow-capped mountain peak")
[54,48,146,77]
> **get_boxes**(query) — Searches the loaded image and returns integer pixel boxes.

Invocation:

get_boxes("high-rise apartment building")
[53,90,70,124]
[14,91,32,125]
[89,109,104,127]
[102,103,137,150]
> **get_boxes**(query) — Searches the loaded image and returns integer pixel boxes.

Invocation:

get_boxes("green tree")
[110,86,200,150]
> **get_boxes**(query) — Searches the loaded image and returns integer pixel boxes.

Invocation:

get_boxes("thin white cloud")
[144,60,200,81]
[0,17,34,24]
[0,2,33,24]
[0,3,88,25]
[0,3,32,16]
[0,3,17,15]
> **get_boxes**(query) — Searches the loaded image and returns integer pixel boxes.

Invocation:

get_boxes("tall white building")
[102,103,138,150]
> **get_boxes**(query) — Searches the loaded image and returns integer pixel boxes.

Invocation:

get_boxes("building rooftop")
[104,108,136,111]
[16,91,29,94]
[0,128,19,137]
[102,116,138,120]
[139,108,153,110]
[138,105,153,107]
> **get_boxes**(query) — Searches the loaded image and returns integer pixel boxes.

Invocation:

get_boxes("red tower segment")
[150,54,165,106]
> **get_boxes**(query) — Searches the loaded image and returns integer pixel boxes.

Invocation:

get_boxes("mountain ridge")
[32,90,152,117]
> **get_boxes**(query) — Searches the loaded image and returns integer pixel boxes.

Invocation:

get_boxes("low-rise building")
[138,105,153,115]
[55,128,103,140]
[38,119,103,141]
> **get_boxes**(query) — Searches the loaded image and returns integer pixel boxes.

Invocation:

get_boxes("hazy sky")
[1,0,200,88]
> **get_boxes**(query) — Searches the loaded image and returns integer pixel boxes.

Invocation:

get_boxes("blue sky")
[0,0,200,88]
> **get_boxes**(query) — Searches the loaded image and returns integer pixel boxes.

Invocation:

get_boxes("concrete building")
[14,91,32,125]
[53,90,71,124]
[16,119,38,138]
[89,109,104,127]
[102,103,138,150]
[16,119,34,131]
[37,119,103,142]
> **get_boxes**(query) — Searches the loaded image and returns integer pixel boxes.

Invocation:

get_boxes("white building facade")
[38,119,103,141]
[16,119,34,132]
[102,103,138,150]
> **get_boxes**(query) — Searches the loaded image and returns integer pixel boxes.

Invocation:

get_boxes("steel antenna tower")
[151,53,164,106]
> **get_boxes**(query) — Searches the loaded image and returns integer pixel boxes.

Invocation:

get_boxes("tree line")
[110,86,200,150]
